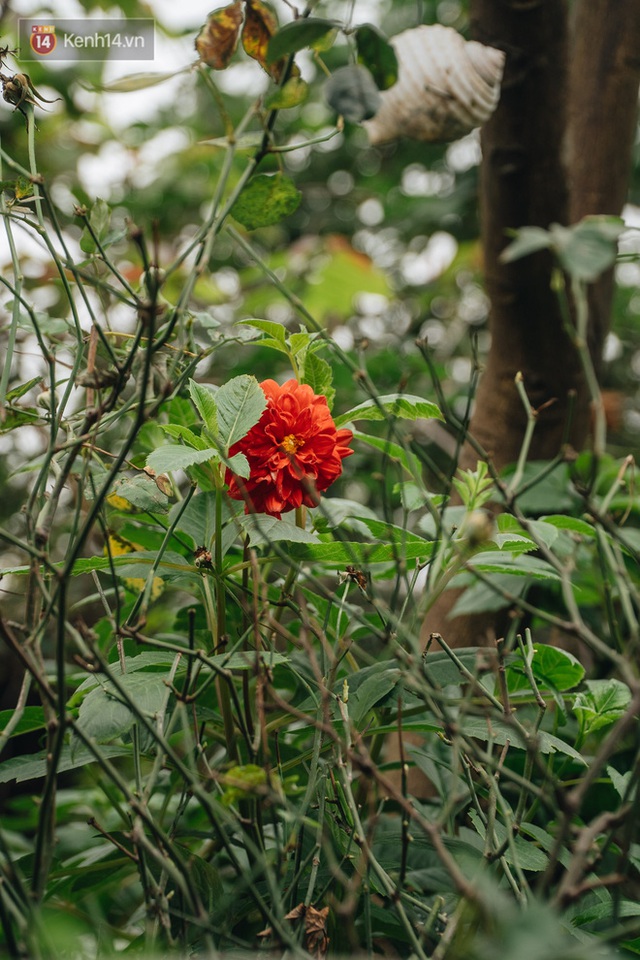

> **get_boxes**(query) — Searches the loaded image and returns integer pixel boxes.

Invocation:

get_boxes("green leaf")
[225,451,250,478]
[70,652,183,702]
[266,17,339,63]
[168,491,221,547]
[507,643,585,694]
[355,431,422,479]
[0,407,40,433]
[449,575,527,618]
[573,678,632,739]
[215,374,266,450]
[468,809,548,872]
[189,379,218,435]
[146,445,217,474]
[77,674,171,743]
[5,376,41,403]
[289,539,435,565]
[0,744,131,784]
[355,24,398,90]
[302,352,334,407]
[325,64,381,122]
[334,394,442,428]
[265,77,309,109]
[466,553,561,581]
[550,216,624,282]
[348,666,402,725]
[238,514,320,546]
[238,318,287,342]
[500,227,552,264]
[539,514,596,538]
[462,716,587,765]
[160,424,209,450]
[0,706,46,739]
[209,650,289,671]
[108,474,171,514]
[90,198,110,240]
[88,71,182,92]
[607,764,634,801]
[355,517,431,548]
[231,173,301,230]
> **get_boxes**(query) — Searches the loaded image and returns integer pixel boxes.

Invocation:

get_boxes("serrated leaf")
[267,17,339,63]
[160,424,209,450]
[573,678,632,738]
[239,514,320,546]
[289,539,435,565]
[355,24,398,90]
[325,64,381,122]
[540,514,596,537]
[334,394,443,428]
[225,451,250,478]
[195,1,243,69]
[607,764,634,801]
[90,198,110,239]
[231,173,301,230]
[146,445,217,474]
[216,374,266,449]
[189,379,218,435]
[507,643,585,694]
[302,352,334,407]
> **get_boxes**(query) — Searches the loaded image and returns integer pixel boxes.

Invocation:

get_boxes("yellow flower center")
[280,434,303,455]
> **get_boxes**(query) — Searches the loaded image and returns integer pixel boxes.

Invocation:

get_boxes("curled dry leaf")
[259,903,330,959]
[195,1,243,70]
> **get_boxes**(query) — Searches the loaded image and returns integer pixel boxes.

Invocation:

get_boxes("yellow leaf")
[106,534,164,602]
[242,0,286,81]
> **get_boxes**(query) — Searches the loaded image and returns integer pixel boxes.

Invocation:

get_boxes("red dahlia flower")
[225,379,354,518]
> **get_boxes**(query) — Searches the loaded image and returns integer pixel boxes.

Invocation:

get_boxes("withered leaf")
[195,1,243,70]
[242,0,287,81]
[282,903,330,959]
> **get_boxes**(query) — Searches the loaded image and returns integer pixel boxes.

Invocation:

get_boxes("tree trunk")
[423,0,640,648]
[568,0,640,368]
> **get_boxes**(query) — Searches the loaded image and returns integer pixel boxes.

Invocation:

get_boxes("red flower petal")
[225,378,353,518]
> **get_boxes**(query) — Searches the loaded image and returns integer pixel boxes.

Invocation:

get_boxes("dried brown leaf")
[195,1,243,70]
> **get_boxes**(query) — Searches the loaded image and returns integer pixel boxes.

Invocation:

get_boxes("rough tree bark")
[423,0,640,648]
